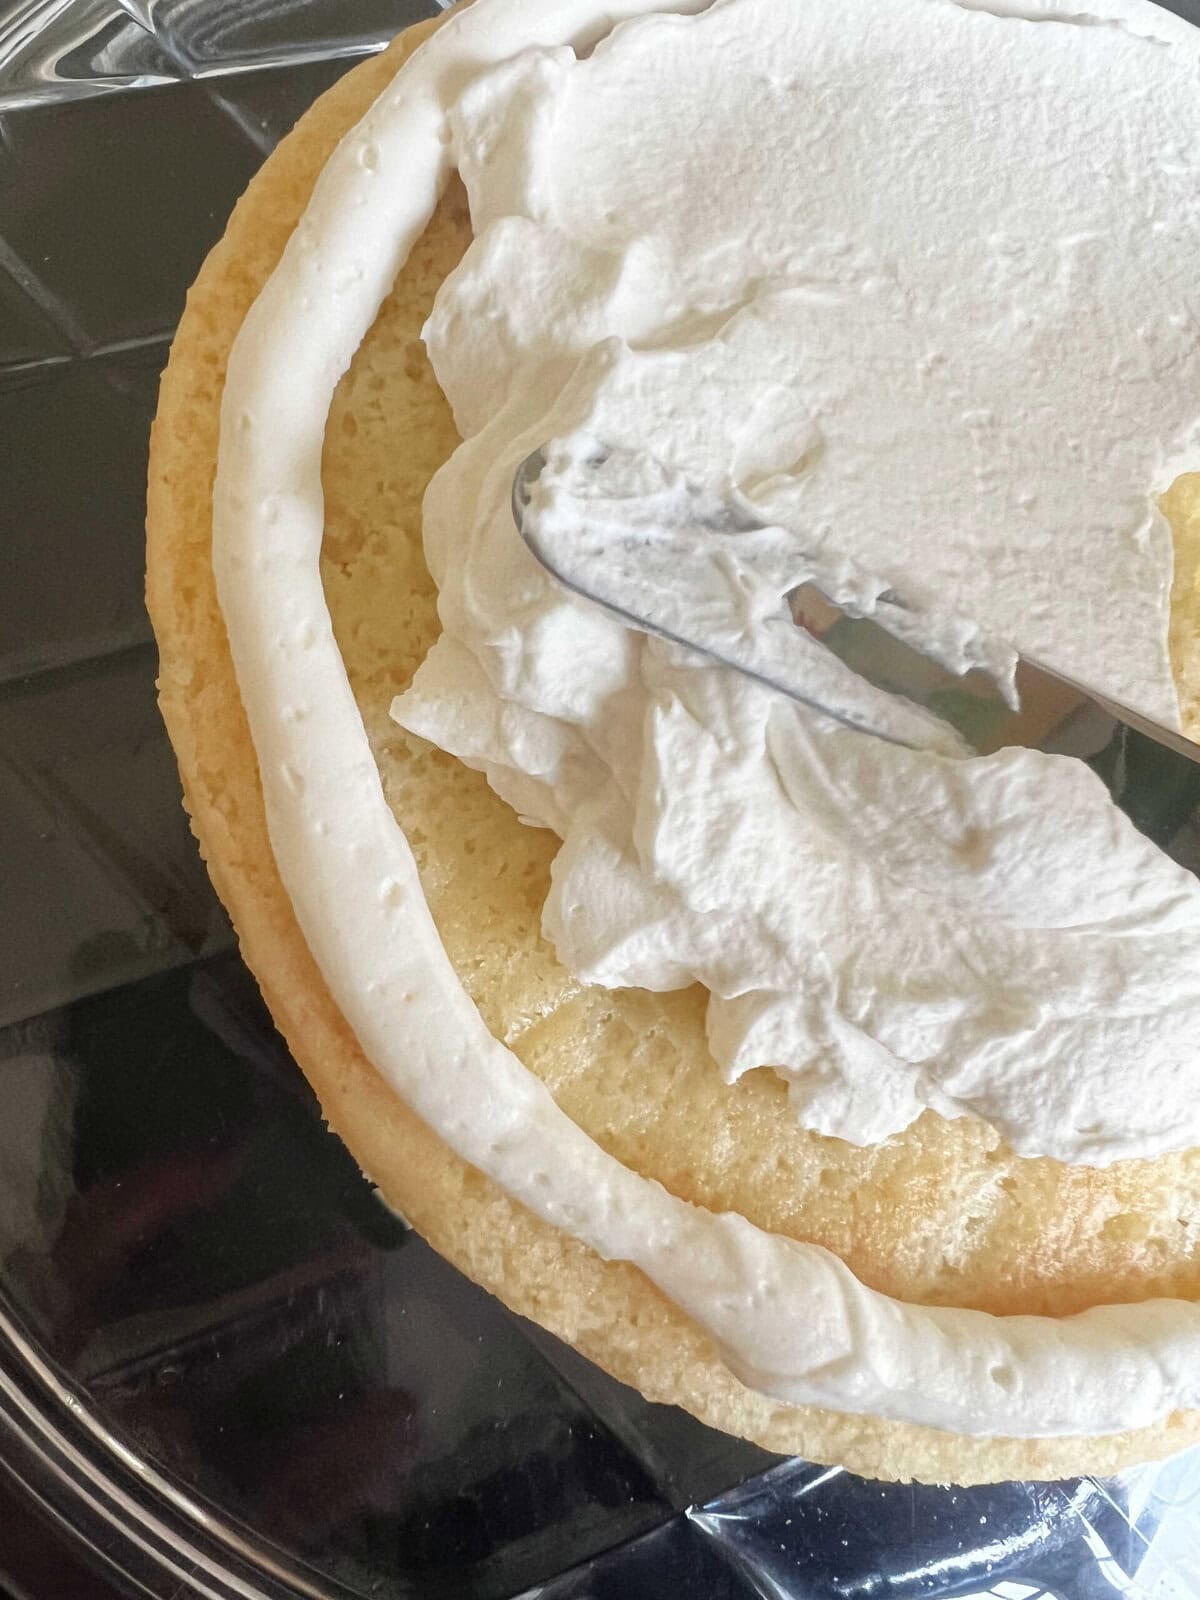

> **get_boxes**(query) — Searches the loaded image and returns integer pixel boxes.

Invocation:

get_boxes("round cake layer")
[147,11,1200,1481]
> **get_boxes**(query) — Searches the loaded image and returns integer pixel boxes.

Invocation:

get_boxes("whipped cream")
[212,0,1200,1436]
[395,0,1200,1165]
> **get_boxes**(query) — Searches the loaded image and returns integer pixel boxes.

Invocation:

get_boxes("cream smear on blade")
[214,0,1200,1436]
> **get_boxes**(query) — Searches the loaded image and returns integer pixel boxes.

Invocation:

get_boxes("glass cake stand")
[1,0,1199,1593]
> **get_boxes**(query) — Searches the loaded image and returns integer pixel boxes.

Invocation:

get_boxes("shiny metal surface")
[513,445,1200,768]
[2,1,1200,1594]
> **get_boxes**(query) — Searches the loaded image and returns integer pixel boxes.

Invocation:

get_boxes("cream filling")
[395,0,1200,1166]
[213,0,1200,1438]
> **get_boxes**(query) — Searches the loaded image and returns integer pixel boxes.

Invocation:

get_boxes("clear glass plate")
[1,2,1199,1594]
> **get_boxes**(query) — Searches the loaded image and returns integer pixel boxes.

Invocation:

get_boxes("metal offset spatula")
[512,444,1200,855]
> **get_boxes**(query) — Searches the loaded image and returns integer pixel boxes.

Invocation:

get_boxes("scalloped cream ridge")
[213,0,1200,1437]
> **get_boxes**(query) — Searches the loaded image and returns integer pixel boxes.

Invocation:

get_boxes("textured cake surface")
[147,13,1200,1481]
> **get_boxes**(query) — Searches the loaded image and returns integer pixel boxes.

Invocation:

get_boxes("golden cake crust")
[146,11,1200,1481]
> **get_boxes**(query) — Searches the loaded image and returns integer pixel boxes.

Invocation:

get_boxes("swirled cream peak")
[394,0,1200,1166]
[214,0,1200,1437]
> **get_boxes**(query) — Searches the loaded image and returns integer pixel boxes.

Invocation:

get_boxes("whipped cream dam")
[396,0,1200,1166]
[214,0,1200,1435]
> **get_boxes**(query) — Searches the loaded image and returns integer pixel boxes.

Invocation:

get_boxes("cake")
[147,0,1200,1482]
